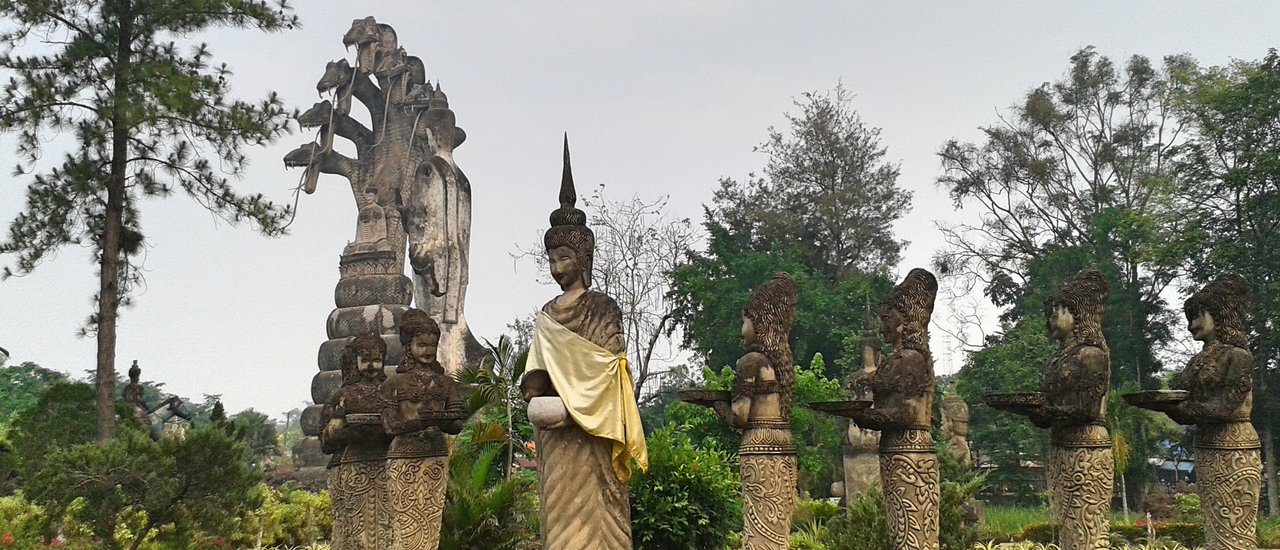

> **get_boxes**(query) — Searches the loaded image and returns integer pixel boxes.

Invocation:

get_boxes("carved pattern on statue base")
[387,456,447,550]
[1196,427,1260,550]
[879,429,939,550]
[740,453,796,550]
[1047,442,1113,550]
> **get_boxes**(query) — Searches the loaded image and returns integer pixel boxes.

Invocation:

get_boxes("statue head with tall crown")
[1184,273,1248,348]
[1043,268,1109,350]
[543,135,594,292]
[879,268,938,353]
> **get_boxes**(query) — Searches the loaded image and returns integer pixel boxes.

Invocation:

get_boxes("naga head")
[343,17,397,74]
[297,100,333,128]
[283,143,322,194]
[317,59,354,94]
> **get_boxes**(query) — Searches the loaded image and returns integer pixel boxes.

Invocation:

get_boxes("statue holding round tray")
[677,273,800,549]
[1125,274,1260,550]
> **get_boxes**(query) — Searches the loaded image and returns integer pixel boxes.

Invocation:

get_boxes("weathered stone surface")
[293,435,328,467]
[327,304,410,340]
[334,274,413,308]
[300,404,326,436]
[313,366,399,404]
[318,334,402,372]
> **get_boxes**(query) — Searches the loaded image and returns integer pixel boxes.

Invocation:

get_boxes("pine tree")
[0,0,299,439]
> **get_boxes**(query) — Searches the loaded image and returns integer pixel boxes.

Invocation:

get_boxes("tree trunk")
[97,0,134,442]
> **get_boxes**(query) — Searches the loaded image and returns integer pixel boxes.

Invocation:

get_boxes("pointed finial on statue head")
[560,133,576,209]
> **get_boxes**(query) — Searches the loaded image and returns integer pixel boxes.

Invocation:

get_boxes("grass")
[979,505,1051,541]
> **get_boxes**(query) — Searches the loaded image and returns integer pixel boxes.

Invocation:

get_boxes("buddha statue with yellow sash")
[520,137,648,550]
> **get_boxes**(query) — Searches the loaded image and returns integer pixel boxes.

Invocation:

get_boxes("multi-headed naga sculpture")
[1126,274,1260,550]
[284,16,479,372]
[286,15,483,477]
[987,269,1113,550]
[519,139,648,550]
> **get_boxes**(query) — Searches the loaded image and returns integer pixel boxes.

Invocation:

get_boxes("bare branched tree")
[516,185,696,401]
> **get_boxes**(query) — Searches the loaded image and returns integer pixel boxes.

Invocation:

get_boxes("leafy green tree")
[457,336,531,479]
[0,0,299,440]
[936,47,1194,388]
[668,226,891,376]
[953,321,1053,503]
[0,361,68,423]
[7,383,104,481]
[229,409,278,463]
[26,426,262,550]
[630,426,741,550]
[1173,49,1280,515]
[713,83,913,279]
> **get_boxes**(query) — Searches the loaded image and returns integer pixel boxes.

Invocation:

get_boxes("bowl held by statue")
[805,400,874,419]
[528,396,569,428]
[1122,390,1188,409]
[344,413,382,425]
[676,389,731,408]
[983,392,1048,414]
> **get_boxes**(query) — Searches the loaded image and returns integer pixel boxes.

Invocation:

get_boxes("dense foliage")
[630,426,741,550]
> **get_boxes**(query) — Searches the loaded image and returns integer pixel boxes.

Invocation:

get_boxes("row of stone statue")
[320,139,1259,550]
[682,267,1260,550]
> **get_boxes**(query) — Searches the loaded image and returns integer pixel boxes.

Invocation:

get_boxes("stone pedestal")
[295,250,411,470]
[842,424,881,496]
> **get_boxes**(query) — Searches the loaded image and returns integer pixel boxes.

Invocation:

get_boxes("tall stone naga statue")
[285,16,483,470]
[520,138,648,550]
[723,273,800,549]
[1126,274,1260,550]
[987,269,1113,550]
[841,268,940,550]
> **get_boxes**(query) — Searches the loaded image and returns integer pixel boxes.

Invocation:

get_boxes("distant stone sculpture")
[520,138,648,550]
[380,310,466,550]
[321,332,393,550]
[145,395,193,441]
[842,268,940,550]
[288,16,484,471]
[122,360,151,429]
[986,269,1113,550]
[723,273,799,549]
[940,391,972,466]
[842,302,882,495]
[1126,274,1259,550]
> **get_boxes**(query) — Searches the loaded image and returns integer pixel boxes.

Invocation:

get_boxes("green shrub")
[791,497,839,531]
[630,426,741,550]
[1171,492,1200,522]
[440,443,538,550]
[1259,515,1280,548]
[1021,522,1059,544]
[823,489,891,550]
[939,479,982,550]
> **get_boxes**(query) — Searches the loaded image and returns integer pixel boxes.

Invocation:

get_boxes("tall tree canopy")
[1173,48,1280,516]
[936,47,1192,387]
[670,85,907,373]
[0,0,298,439]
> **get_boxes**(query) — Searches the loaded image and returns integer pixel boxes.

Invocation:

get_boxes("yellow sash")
[527,311,649,481]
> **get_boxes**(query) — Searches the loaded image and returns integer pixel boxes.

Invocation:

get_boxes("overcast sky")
[2,1,1277,418]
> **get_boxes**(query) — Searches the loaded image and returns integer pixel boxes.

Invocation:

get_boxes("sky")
[1,1,1278,418]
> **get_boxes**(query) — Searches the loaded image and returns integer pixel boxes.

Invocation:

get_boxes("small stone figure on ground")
[321,332,393,550]
[380,310,465,550]
[520,137,648,550]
